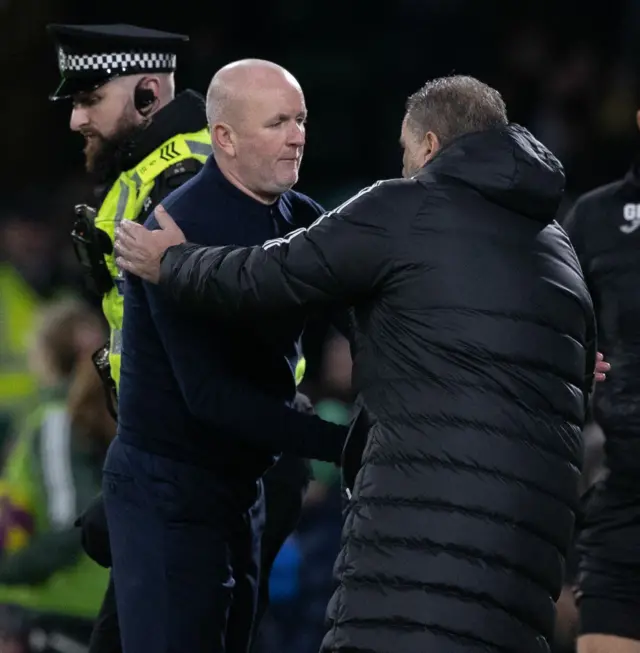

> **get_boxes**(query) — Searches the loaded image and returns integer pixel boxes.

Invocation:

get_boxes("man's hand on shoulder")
[115,204,186,283]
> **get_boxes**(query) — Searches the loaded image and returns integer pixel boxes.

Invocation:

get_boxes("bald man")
[102,59,349,653]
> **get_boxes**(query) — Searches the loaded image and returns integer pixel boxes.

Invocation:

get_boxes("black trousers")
[102,439,265,653]
[83,452,310,653]
[576,480,640,640]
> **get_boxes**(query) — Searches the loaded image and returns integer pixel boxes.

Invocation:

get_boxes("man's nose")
[69,106,88,132]
[288,123,305,146]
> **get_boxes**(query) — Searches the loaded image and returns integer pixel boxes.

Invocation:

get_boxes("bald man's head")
[205,58,307,204]
[206,59,301,126]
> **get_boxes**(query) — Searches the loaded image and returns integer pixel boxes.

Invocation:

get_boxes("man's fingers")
[113,233,141,259]
[155,204,177,231]
[116,224,148,253]
[119,220,147,237]
[116,257,156,283]
[116,256,135,273]
[116,256,148,280]
[115,243,140,262]
[115,227,137,250]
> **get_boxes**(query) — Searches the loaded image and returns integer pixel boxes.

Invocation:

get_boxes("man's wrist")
[159,243,182,265]
[159,242,189,284]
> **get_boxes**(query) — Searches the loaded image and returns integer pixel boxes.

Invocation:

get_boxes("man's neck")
[213,155,279,205]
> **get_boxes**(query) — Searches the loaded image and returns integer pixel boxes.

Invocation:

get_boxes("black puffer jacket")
[157,125,596,653]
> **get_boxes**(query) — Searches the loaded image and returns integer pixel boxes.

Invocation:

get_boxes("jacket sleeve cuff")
[159,242,193,284]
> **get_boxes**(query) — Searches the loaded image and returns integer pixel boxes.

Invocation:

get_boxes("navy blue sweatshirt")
[117,156,348,479]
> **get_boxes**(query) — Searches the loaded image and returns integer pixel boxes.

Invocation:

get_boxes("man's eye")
[74,96,100,108]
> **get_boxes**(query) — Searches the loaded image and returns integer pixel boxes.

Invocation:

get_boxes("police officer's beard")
[83,111,149,183]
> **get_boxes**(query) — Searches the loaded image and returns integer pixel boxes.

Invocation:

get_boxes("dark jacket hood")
[418,123,565,223]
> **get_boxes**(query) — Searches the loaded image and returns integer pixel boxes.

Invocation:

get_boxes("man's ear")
[134,76,161,115]
[212,122,236,157]
[422,131,441,165]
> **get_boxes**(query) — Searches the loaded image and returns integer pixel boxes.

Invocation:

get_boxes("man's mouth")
[81,130,99,142]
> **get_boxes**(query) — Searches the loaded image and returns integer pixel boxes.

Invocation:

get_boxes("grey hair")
[405,75,508,147]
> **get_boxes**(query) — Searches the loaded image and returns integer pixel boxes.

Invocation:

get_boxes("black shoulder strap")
[160,158,203,188]
[139,158,204,223]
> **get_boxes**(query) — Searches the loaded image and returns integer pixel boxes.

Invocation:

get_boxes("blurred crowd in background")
[1,1,638,651]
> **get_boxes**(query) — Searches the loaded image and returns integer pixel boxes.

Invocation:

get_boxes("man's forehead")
[247,82,304,102]
[72,76,125,101]
[73,88,100,103]
[241,86,305,116]
[260,102,307,121]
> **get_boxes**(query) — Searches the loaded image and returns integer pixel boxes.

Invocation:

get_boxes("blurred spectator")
[0,298,113,652]
[0,216,60,455]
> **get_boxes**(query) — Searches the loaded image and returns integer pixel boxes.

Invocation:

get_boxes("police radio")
[91,343,118,421]
[71,204,114,296]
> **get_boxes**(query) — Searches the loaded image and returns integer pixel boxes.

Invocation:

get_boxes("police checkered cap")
[58,49,177,74]
[46,24,188,100]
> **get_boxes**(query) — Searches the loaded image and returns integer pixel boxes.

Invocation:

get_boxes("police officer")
[47,25,313,653]
[47,23,212,392]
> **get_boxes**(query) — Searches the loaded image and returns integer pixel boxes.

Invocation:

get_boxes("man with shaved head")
[101,56,351,653]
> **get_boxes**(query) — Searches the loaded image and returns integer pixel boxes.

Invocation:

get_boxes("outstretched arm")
[116,181,400,318]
